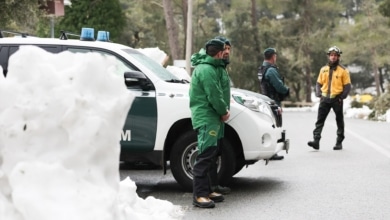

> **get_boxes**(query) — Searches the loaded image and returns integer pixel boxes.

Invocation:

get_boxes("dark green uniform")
[190,48,230,199]
[190,48,230,152]
[261,61,289,106]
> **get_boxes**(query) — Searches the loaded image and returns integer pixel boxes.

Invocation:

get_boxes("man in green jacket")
[190,38,230,208]
[208,35,232,195]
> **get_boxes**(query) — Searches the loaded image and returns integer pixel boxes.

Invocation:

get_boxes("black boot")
[307,140,320,150]
[333,142,343,150]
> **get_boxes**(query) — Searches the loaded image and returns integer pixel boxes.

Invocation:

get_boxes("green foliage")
[379,0,390,17]
[118,0,167,48]
[0,0,46,34]
[374,85,390,114]
[350,70,374,93]
[2,0,390,117]
[55,0,125,42]
[367,83,390,120]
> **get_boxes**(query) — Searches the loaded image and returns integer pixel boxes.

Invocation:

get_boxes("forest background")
[1,0,390,119]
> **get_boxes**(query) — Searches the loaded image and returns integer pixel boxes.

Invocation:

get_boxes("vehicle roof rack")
[59,30,80,40]
[0,30,30,38]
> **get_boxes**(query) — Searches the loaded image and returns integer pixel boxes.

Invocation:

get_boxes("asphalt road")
[120,111,390,220]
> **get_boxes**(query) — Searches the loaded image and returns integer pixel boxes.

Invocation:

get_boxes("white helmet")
[327,46,342,55]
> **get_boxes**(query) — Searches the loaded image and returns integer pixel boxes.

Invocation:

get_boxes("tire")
[234,158,246,175]
[218,139,236,184]
[170,130,236,192]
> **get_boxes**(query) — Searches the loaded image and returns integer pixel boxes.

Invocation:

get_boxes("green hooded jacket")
[189,49,231,129]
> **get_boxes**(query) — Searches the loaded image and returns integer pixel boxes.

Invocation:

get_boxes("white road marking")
[328,122,390,158]
[345,129,390,158]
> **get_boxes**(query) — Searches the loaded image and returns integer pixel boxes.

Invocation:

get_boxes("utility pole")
[39,0,68,38]
[185,0,193,76]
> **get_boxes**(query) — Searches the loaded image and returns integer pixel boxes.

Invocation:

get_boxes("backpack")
[258,64,276,96]
[257,64,286,102]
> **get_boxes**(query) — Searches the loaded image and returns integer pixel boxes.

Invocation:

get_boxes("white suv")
[0,30,289,191]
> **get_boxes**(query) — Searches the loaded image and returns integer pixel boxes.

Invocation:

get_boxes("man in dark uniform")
[258,48,289,160]
[308,46,351,150]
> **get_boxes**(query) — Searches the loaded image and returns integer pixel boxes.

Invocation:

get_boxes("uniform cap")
[214,36,231,46]
[205,39,225,51]
[264,48,277,56]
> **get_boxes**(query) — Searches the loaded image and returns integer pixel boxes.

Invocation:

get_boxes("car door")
[64,47,158,153]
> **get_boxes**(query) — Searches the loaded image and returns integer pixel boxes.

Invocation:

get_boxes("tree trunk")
[305,65,312,102]
[185,0,193,75]
[162,0,181,60]
[302,0,312,103]
[293,83,301,101]
[373,63,381,96]
[181,0,188,59]
[250,0,262,61]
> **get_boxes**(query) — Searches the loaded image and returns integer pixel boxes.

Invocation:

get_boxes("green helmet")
[327,46,342,55]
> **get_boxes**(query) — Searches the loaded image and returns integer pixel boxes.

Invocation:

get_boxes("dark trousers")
[193,146,219,198]
[313,98,345,143]
[208,139,222,187]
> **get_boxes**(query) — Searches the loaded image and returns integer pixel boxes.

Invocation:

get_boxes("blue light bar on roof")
[97,31,110,42]
[80,28,94,41]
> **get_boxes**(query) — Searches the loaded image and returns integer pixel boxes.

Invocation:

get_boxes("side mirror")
[124,71,154,91]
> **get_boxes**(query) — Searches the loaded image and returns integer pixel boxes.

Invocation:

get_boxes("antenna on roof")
[59,30,81,40]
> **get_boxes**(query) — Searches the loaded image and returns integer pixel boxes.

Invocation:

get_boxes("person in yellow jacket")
[308,46,351,150]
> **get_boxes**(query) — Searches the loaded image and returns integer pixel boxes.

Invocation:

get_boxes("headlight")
[232,94,275,123]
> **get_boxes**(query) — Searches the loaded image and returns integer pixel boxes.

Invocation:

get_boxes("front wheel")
[170,130,236,192]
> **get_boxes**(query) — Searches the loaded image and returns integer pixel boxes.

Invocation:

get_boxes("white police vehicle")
[0,28,289,191]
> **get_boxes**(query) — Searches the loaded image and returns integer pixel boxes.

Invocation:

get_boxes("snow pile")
[166,65,191,82]
[345,105,373,119]
[0,46,183,220]
[136,47,169,65]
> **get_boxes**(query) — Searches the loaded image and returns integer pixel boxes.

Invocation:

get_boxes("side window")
[9,46,19,56]
[2,46,20,77]
[0,46,9,77]
[66,47,135,76]
[67,48,91,53]
[92,50,135,76]
[39,46,61,53]
[1,45,60,77]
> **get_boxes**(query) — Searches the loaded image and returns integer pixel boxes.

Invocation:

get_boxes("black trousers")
[193,146,219,198]
[313,98,345,143]
[208,139,222,187]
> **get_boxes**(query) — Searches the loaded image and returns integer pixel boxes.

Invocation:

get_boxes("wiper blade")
[165,79,190,84]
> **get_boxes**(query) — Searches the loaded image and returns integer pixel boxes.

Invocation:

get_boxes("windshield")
[122,48,179,81]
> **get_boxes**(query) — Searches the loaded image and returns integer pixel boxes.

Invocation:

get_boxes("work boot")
[308,140,320,150]
[193,197,215,208]
[333,142,343,150]
[211,185,231,195]
[208,192,224,203]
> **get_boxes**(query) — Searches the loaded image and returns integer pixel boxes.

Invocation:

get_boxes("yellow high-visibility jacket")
[317,64,351,98]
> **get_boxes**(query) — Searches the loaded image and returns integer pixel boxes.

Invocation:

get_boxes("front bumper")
[278,130,289,153]
[228,106,289,161]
